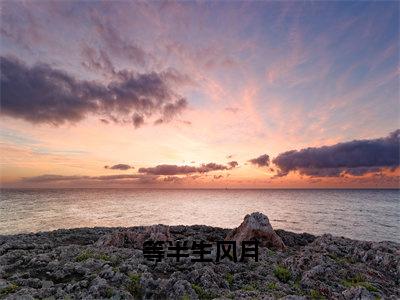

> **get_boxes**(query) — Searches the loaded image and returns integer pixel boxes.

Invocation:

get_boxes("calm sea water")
[0,189,398,242]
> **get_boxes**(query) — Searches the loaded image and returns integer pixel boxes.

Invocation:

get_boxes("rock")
[0,279,8,289]
[275,230,316,247]
[225,212,286,250]
[144,224,172,243]
[88,276,109,297]
[96,224,171,248]
[342,287,376,300]
[1,221,399,299]
[99,264,114,279]
[41,280,53,289]
[168,279,198,299]
[96,231,137,248]
[189,267,229,290]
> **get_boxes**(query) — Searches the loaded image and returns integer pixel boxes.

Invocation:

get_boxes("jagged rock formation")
[0,217,398,299]
[225,212,287,250]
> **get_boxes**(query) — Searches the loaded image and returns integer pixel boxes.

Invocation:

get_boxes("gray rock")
[169,279,198,299]
[342,286,376,300]
[0,218,398,299]
[88,276,109,297]
[96,225,171,248]
[279,296,307,300]
[41,280,53,289]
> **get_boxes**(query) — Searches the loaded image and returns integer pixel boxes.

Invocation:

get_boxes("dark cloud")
[0,56,188,126]
[154,98,188,125]
[138,162,237,175]
[139,165,197,175]
[163,174,206,183]
[163,176,184,183]
[92,174,141,180]
[343,167,382,176]
[132,113,145,128]
[162,98,188,120]
[198,163,232,173]
[248,154,270,167]
[104,164,134,170]
[272,130,400,177]
[227,161,239,168]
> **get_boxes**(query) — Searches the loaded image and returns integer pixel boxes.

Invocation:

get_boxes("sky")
[0,1,399,188]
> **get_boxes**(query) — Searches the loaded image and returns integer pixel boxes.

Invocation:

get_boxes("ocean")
[0,189,398,242]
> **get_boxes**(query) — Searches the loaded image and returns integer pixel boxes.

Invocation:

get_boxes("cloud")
[139,165,196,175]
[198,163,233,173]
[138,162,237,175]
[104,164,134,170]
[22,175,90,183]
[92,13,147,66]
[132,113,145,128]
[163,176,184,183]
[154,98,188,125]
[22,174,156,183]
[92,174,143,180]
[227,161,238,168]
[273,130,400,177]
[225,107,239,113]
[0,56,189,127]
[248,154,270,167]
[0,2,43,51]
[81,44,115,75]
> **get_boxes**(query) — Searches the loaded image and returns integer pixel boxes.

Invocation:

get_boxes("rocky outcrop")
[0,220,398,299]
[225,212,286,250]
[96,225,171,248]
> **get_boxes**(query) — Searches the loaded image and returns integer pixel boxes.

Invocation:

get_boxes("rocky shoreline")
[0,213,399,299]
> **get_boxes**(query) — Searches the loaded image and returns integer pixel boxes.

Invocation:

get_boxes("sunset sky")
[1,1,399,188]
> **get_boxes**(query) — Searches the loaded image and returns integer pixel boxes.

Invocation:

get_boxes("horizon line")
[1,187,399,191]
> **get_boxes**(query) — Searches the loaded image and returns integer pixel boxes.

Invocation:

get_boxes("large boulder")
[225,212,286,250]
[96,225,171,248]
